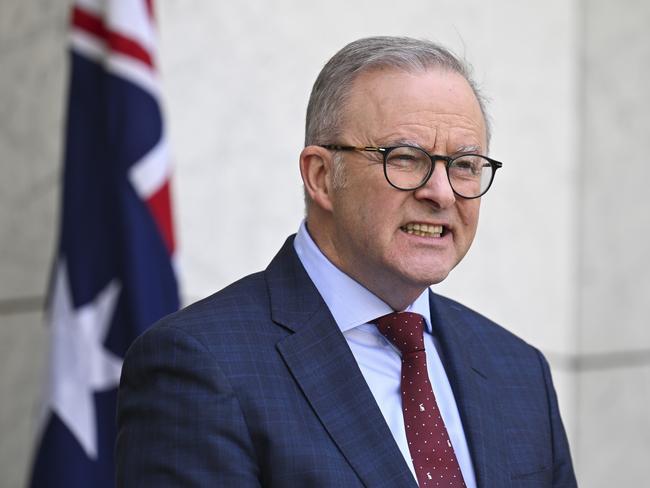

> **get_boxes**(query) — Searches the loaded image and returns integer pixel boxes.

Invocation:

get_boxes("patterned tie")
[376,312,466,488]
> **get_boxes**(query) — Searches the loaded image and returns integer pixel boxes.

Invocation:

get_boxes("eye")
[385,147,429,171]
[450,155,484,177]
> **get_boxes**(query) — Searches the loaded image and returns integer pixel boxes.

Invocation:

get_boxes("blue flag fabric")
[29,1,179,486]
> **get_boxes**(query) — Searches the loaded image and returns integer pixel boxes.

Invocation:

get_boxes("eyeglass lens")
[384,146,493,197]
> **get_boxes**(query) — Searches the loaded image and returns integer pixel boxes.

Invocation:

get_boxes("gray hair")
[305,36,491,148]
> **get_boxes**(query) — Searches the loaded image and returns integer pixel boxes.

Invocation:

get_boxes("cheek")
[333,187,375,242]
[334,173,405,244]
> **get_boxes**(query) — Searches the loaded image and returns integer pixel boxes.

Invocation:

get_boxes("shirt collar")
[293,220,432,334]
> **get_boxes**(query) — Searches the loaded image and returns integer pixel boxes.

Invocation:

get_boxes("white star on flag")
[40,260,123,459]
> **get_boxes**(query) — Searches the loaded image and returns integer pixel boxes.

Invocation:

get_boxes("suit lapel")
[429,291,511,488]
[267,238,417,488]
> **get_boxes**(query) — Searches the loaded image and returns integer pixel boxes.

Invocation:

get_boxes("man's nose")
[412,161,456,209]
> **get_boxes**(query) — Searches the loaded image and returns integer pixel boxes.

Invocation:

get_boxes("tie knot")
[375,312,426,355]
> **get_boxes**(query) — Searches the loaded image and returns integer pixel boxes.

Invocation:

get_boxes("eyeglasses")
[320,144,503,199]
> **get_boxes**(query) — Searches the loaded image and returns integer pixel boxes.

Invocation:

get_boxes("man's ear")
[299,145,335,212]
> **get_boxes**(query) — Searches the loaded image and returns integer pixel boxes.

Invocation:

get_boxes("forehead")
[342,67,487,151]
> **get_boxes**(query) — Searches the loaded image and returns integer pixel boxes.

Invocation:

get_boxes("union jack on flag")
[29,0,179,486]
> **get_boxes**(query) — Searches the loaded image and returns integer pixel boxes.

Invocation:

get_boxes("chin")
[397,257,457,287]
[425,273,450,286]
[422,271,451,287]
[399,267,452,289]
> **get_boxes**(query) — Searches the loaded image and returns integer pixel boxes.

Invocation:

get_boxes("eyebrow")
[382,140,484,155]
[453,144,482,155]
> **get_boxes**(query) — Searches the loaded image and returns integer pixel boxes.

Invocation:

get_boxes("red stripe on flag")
[72,6,105,38]
[108,32,153,67]
[72,6,154,68]
[146,180,176,255]
[145,0,154,20]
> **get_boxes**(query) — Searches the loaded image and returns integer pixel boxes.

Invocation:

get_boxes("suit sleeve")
[536,349,578,487]
[116,324,261,487]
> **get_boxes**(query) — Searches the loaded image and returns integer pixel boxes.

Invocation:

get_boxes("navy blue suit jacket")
[116,236,577,487]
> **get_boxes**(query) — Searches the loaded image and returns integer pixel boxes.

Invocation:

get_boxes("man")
[117,37,577,487]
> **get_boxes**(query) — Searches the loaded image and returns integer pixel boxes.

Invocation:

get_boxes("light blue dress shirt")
[294,221,477,487]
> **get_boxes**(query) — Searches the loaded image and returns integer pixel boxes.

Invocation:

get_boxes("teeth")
[401,222,444,237]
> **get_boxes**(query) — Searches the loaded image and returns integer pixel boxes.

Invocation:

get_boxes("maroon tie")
[376,312,466,488]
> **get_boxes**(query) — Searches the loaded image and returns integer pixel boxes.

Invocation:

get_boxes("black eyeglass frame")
[319,144,503,199]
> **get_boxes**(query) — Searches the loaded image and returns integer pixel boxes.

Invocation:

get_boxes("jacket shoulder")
[164,271,269,327]
[431,292,537,354]
[133,270,284,355]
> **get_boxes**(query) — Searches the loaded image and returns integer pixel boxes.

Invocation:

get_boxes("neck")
[361,276,424,312]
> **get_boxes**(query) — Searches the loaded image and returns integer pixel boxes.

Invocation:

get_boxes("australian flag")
[29,1,179,486]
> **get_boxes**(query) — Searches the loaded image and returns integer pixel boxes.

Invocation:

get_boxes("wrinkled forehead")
[341,66,487,149]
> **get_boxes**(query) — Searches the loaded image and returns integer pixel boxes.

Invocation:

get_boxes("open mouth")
[400,222,445,238]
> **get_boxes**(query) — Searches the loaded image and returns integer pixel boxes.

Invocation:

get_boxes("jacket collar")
[266,236,417,487]
[429,291,510,487]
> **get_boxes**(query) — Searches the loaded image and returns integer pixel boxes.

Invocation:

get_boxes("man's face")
[321,67,487,305]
